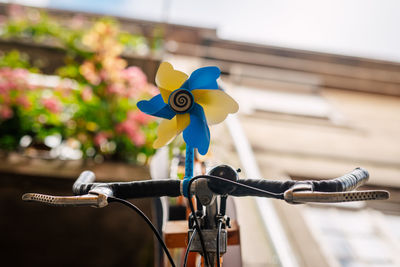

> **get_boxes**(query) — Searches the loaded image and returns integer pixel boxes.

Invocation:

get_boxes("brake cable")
[183,228,197,267]
[107,196,176,267]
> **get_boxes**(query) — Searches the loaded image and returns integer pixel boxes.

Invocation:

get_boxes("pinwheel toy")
[137,62,238,196]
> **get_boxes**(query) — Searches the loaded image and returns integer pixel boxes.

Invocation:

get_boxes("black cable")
[216,220,223,267]
[107,196,176,267]
[186,182,211,267]
[187,176,215,266]
[183,228,197,267]
[219,176,284,198]
[196,195,203,211]
[191,174,284,199]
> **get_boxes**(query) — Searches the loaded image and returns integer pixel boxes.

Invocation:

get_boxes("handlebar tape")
[73,179,181,199]
[230,179,296,197]
[110,180,181,199]
[312,167,369,192]
[229,168,369,197]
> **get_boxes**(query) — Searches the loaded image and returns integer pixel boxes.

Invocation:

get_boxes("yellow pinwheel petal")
[153,114,190,148]
[156,62,188,102]
[192,89,239,125]
[159,88,171,103]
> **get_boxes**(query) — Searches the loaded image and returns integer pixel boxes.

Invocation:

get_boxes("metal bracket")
[283,182,313,204]
[188,229,227,254]
[193,178,216,206]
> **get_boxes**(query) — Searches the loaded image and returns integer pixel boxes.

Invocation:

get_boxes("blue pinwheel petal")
[183,66,220,91]
[137,94,175,119]
[183,103,210,155]
[180,79,190,90]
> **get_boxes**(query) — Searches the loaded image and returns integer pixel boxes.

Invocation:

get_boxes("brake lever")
[284,190,390,204]
[283,183,389,204]
[22,192,108,208]
[22,183,113,208]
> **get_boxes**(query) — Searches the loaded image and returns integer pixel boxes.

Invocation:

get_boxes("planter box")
[0,152,155,267]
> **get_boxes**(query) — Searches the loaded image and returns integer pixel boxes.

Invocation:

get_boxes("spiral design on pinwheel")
[168,89,194,113]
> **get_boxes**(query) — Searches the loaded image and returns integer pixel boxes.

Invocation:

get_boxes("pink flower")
[0,83,9,94]
[131,131,145,146]
[81,86,93,102]
[116,121,146,146]
[16,96,31,109]
[120,66,149,98]
[99,69,109,81]
[107,83,124,95]
[8,4,24,20]
[12,68,29,80]
[122,66,147,88]
[94,132,109,146]
[0,67,30,94]
[127,110,151,125]
[115,109,153,146]
[42,97,62,113]
[0,106,13,119]
[0,15,7,26]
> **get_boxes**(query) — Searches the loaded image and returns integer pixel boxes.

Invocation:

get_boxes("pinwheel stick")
[185,146,194,178]
[182,146,194,197]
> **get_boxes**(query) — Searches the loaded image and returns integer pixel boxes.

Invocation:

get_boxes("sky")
[6,0,400,62]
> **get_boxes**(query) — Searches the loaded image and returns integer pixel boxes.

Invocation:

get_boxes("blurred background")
[0,0,399,266]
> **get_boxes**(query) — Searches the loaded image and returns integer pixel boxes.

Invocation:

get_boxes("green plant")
[0,6,161,163]
[1,5,152,59]
[0,63,66,150]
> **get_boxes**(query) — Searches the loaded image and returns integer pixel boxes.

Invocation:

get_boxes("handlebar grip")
[72,171,98,195]
[334,167,369,191]
[72,177,181,199]
[313,167,369,192]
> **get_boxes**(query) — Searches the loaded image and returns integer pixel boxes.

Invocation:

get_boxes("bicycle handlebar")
[22,167,389,207]
[72,167,369,197]
[21,166,389,267]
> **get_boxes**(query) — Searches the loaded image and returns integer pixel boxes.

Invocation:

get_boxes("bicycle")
[22,62,390,267]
